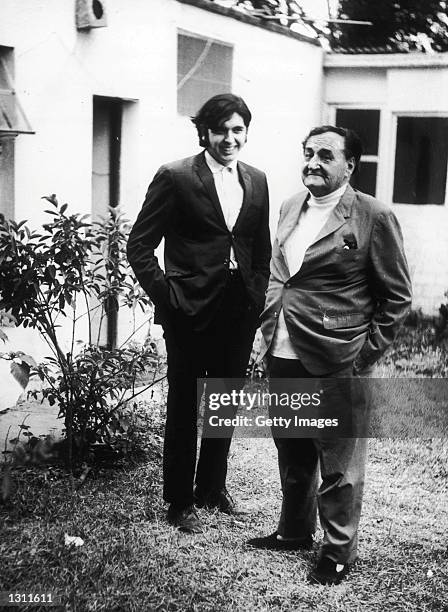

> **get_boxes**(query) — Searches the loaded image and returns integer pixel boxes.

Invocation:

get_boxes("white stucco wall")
[324,68,387,106]
[1,0,322,227]
[324,56,448,314]
[0,0,323,395]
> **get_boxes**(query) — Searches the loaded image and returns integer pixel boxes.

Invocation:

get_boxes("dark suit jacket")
[260,185,412,375]
[127,152,271,330]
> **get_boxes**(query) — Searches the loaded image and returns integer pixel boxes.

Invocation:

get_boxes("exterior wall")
[324,68,387,106]
[0,0,322,227]
[0,0,323,391]
[324,59,448,314]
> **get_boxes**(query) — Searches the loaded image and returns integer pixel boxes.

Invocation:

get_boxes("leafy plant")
[336,0,448,52]
[1,418,55,505]
[0,196,161,466]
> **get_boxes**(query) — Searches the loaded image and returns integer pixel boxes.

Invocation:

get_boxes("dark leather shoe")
[167,504,202,534]
[195,489,246,515]
[246,531,313,551]
[308,557,351,585]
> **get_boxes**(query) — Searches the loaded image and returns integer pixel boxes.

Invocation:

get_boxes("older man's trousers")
[268,356,370,565]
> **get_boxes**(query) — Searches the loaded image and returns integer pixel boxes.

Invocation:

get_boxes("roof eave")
[176,0,321,47]
[324,51,448,69]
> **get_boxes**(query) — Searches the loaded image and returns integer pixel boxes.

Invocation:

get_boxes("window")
[0,48,16,220]
[335,108,380,196]
[0,46,33,220]
[0,47,33,136]
[177,32,233,117]
[393,117,448,205]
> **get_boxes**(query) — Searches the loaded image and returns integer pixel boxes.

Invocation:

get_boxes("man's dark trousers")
[162,270,257,508]
[268,356,370,564]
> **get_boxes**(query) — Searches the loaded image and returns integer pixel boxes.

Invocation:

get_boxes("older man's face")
[302,132,354,197]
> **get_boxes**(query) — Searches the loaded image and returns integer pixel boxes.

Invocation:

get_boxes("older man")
[248,125,411,584]
[127,94,271,534]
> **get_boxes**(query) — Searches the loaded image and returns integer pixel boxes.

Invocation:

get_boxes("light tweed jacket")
[260,185,412,375]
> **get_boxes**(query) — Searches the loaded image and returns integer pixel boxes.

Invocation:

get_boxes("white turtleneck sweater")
[270,183,348,359]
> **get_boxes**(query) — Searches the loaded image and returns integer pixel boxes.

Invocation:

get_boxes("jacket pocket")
[322,312,367,329]
[165,269,195,279]
[334,247,361,260]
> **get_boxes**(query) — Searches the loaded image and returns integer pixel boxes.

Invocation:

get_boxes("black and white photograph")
[0,1,447,610]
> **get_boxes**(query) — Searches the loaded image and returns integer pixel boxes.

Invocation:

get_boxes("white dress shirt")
[205,150,244,268]
[271,183,348,359]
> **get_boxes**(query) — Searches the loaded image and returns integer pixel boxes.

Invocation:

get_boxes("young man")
[248,125,411,584]
[127,94,271,533]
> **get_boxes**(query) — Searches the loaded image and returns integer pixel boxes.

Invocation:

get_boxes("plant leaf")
[41,194,58,206]
[19,353,37,367]
[10,361,30,389]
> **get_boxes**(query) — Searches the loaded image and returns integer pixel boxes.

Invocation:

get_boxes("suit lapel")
[312,184,355,245]
[277,193,308,246]
[277,192,308,271]
[194,153,226,226]
[233,162,252,230]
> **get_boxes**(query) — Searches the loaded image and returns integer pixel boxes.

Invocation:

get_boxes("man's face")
[206,112,247,166]
[302,132,355,197]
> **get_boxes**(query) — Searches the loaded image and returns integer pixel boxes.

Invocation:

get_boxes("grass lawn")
[1,326,447,611]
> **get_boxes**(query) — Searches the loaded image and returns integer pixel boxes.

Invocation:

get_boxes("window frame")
[328,104,382,198]
[176,29,234,118]
[0,51,34,137]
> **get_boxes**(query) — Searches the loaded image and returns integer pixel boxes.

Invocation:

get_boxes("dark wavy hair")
[302,125,363,173]
[192,93,252,147]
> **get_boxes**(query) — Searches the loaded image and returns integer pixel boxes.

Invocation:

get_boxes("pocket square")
[342,233,358,250]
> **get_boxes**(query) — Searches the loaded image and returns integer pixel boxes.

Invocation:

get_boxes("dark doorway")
[92,96,122,349]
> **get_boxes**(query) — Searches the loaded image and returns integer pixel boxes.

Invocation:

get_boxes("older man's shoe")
[308,557,351,585]
[167,504,202,534]
[246,531,313,551]
[195,489,246,515]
